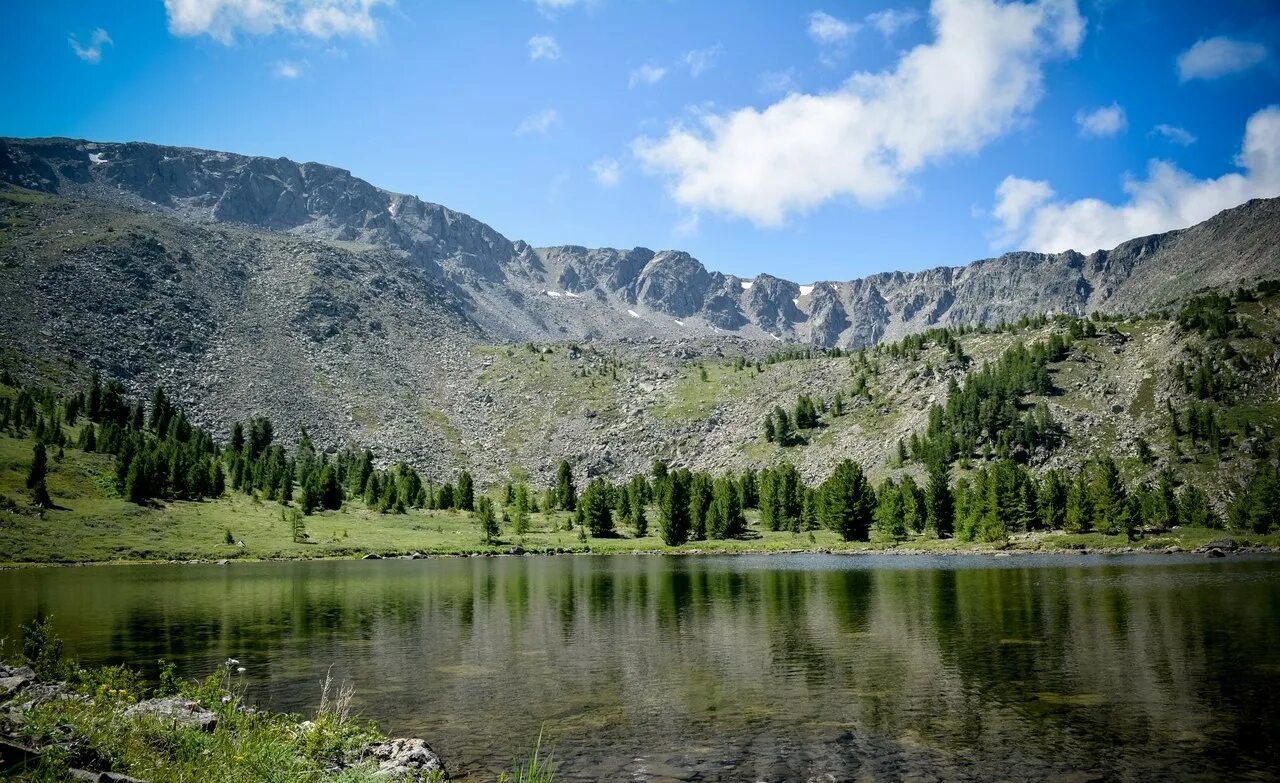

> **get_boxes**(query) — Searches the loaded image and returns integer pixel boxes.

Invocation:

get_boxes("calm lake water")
[2,553,1279,782]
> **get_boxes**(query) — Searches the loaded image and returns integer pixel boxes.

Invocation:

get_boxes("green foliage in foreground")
[4,618,555,783]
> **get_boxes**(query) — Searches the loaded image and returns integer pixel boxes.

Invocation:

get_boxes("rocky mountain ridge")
[5,136,1278,348]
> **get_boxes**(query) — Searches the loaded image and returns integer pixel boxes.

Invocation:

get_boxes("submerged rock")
[122,696,218,732]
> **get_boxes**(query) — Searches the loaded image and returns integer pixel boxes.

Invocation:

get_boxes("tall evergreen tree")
[708,477,745,539]
[455,471,475,511]
[1064,471,1092,533]
[689,473,713,541]
[926,460,954,538]
[555,460,577,512]
[900,475,925,534]
[512,483,531,534]
[819,460,875,541]
[876,479,908,541]
[1088,456,1126,534]
[26,442,47,489]
[658,470,691,546]
[477,496,499,544]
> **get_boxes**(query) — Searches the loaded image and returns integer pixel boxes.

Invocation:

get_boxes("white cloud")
[808,10,858,44]
[634,0,1085,227]
[1075,102,1126,137]
[69,28,112,64]
[591,157,621,187]
[516,108,561,136]
[866,8,921,38]
[1177,36,1268,82]
[534,0,584,11]
[629,63,667,87]
[1151,123,1196,146]
[275,60,304,78]
[758,68,797,96]
[528,34,561,61]
[991,176,1054,246]
[163,0,391,44]
[682,46,722,77]
[992,105,1280,252]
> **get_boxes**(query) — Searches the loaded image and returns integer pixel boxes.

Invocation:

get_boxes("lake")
[2,553,1279,782]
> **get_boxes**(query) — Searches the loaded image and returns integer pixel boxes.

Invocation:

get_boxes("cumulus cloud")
[528,34,561,61]
[1177,36,1268,81]
[867,8,921,38]
[1075,102,1126,137]
[516,108,561,136]
[628,63,667,87]
[591,157,621,187]
[634,0,1085,227]
[163,0,391,43]
[992,105,1280,252]
[69,28,112,63]
[1151,123,1196,146]
[275,60,304,77]
[808,10,858,44]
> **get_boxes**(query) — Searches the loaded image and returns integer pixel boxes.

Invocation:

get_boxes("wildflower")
[221,695,232,704]
[237,667,246,674]
[226,658,240,666]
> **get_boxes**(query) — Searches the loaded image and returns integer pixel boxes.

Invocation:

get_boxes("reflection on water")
[2,553,1278,781]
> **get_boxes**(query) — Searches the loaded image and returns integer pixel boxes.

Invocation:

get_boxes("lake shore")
[3,530,1276,569]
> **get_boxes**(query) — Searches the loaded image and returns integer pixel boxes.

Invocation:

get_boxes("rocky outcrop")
[367,737,447,781]
[122,696,218,731]
[3,136,1278,350]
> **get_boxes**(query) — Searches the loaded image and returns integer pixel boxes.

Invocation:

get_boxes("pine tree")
[689,473,712,541]
[708,477,745,539]
[1038,471,1067,530]
[1064,471,1092,533]
[581,479,615,537]
[80,423,97,452]
[1088,456,1126,534]
[477,497,500,544]
[926,460,954,538]
[876,479,908,541]
[738,469,758,509]
[455,471,475,511]
[773,406,793,446]
[31,478,52,509]
[26,442,47,489]
[900,475,925,534]
[1178,485,1217,528]
[658,470,691,546]
[819,460,875,542]
[555,460,577,512]
[628,475,648,537]
[512,483,531,535]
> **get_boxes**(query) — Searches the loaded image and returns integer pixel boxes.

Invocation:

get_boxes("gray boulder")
[370,737,447,781]
[0,666,35,698]
[122,696,218,732]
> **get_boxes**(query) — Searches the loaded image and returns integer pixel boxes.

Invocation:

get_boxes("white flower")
[237,667,246,674]
[226,658,240,666]
[221,695,232,704]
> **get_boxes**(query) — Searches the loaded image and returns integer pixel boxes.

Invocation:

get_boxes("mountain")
[1,136,1278,483]
[4,137,1278,349]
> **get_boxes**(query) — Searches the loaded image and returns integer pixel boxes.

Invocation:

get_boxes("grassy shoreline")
[6,433,1279,568]
[3,526,1277,569]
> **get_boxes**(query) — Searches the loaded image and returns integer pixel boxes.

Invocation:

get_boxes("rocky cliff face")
[2,135,1279,484]
[4,136,1278,350]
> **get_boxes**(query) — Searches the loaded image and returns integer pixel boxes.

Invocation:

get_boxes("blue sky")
[3,0,1278,283]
